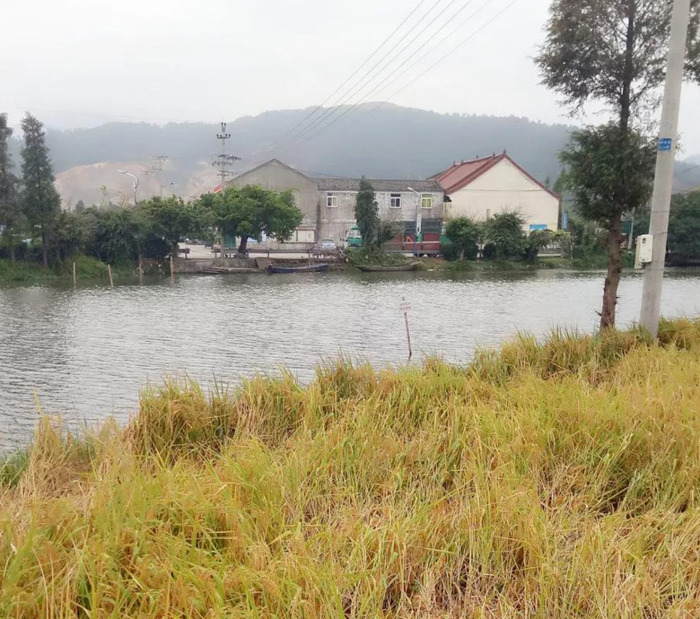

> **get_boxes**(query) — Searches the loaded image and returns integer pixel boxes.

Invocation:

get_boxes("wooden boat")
[202,267,261,274]
[266,263,330,274]
[355,263,420,273]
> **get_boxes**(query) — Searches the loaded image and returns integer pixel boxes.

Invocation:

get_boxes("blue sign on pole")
[658,138,673,152]
[562,212,569,230]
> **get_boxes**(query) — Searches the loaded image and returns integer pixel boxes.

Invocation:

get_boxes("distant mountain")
[6,103,700,203]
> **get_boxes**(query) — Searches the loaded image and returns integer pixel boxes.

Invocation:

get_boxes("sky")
[2,0,700,156]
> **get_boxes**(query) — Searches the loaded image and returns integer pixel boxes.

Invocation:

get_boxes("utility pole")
[212,122,241,259]
[640,0,692,336]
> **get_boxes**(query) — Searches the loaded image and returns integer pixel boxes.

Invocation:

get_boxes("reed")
[2,318,700,617]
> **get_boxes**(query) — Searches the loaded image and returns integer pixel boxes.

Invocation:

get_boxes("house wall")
[445,159,559,231]
[230,160,321,248]
[319,190,445,243]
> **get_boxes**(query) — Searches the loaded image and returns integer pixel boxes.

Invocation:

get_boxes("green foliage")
[524,229,555,263]
[668,190,700,264]
[201,185,303,255]
[140,196,200,257]
[354,179,380,250]
[20,113,61,266]
[483,211,527,259]
[560,124,656,226]
[445,217,481,261]
[536,0,700,127]
[0,114,25,261]
[378,220,399,246]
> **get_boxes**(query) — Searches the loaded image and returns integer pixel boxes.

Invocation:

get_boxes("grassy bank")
[2,319,700,616]
[0,256,141,285]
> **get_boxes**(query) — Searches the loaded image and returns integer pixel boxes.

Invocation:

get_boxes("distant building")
[229,159,445,249]
[433,152,560,231]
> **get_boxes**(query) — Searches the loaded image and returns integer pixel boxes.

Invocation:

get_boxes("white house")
[434,152,560,231]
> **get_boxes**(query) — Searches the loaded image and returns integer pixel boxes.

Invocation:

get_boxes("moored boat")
[266,263,330,274]
[355,263,419,273]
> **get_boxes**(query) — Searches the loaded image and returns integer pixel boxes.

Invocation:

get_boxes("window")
[326,193,338,208]
[421,194,434,209]
[390,193,402,208]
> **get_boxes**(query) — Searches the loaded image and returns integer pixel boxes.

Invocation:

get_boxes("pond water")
[1,269,699,449]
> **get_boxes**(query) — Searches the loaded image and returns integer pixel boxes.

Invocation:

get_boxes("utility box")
[635,234,654,269]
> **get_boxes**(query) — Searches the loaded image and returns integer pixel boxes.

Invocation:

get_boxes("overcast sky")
[3,0,700,155]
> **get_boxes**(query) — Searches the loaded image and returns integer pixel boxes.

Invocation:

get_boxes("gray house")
[229,159,445,249]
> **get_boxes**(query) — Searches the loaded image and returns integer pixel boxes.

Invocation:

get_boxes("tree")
[0,114,24,264]
[560,124,655,327]
[139,196,200,259]
[484,211,527,259]
[525,229,555,263]
[536,0,700,329]
[667,190,700,264]
[203,186,302,256]
[445,217,481,260]
[354,179,380,250]
[21,113,61,268]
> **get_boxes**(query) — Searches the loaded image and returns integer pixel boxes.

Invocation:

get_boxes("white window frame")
[326,193,338,208]
[421,194,434,209]
[390,193,402,209]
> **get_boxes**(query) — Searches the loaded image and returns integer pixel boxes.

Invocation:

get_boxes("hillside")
[6,103,700,203]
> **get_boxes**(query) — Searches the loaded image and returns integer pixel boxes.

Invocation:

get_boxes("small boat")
[202,267,261,274]
[355,263,420,273]
[266,263,330,274]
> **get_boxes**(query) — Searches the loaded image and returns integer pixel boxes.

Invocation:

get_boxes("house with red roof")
[433,152,560,232]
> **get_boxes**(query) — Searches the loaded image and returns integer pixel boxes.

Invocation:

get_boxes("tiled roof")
[313,177,443,193]
[435,153,559,198]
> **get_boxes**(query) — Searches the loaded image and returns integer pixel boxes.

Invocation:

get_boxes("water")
[1,269,699,449]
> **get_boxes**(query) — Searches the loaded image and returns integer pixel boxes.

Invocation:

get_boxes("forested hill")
[6,104,700,202]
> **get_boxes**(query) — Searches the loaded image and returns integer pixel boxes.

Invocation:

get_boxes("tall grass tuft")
[2,318,700,617]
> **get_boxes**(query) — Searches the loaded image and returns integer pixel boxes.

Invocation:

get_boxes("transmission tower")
[212,122,241,191]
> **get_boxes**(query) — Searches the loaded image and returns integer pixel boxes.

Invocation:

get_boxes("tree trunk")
[237,236,249,256]
[41,226,49,269]
[9,245,15,265]
[600,215,623,331]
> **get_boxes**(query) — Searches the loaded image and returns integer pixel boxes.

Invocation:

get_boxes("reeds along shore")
[2,318,700,617]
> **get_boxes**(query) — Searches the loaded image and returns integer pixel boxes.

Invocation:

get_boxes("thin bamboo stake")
[108,264,114,288]
[170,255,175,286]
[72,262,77,288]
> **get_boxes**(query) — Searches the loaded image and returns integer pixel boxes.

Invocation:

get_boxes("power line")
[260,0,449,156]
[274,0,464,150]
[291,0,521,148]
[255,0,431,156]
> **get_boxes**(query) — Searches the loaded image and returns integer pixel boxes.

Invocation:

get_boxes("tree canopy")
[354,179,381,250]
[536,0,700,129]
[484,211,527,260]
[445,217,481,261]
[0,114,23,263]
[21,113,61,267]
[202,185,303,256]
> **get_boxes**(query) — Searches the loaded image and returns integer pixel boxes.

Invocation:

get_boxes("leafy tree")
[354,179,380,250]
[139,196,200,259]
[525,229,555,263]
[445,217,481,260]
[21,113,61,268]
[74,199,86,213]
[0,114,24,264]
[483,211,527,259]
[560,124,655,327]
[203,186,302,256]
[536,0,700,329]
[667,190,700,264]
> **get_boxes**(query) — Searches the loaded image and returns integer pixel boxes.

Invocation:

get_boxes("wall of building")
[319,190,445,243]
[445,159,559,231]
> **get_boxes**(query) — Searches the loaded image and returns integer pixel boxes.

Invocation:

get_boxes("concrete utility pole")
[640,0,692,336]
[212,122,241,259]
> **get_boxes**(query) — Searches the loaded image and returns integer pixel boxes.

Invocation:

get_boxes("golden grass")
[2,318,700,617]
